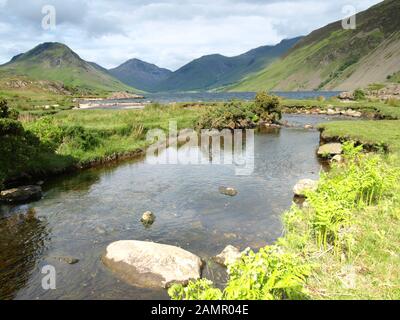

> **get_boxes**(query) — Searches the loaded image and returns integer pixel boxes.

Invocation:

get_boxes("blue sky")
[0,0,382,70]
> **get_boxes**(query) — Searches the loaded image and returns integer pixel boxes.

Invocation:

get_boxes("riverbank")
[168,97,400,300]
[170,144,400,300]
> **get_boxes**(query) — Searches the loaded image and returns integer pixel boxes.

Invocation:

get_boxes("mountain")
[0,42,138,93]
[153,37,302,92]
[109,58,172,92]
[229,0,400,91]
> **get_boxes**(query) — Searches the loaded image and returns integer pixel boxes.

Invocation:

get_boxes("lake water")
[138,91,341,103]
[0,114,344,300]
[94,91,341,106]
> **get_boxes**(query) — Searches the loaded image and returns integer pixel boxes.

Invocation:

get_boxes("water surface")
[0,114,341,300]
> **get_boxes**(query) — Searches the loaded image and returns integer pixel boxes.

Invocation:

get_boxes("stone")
[293,179,318,197]
[102,240,203,288]
[317,143,343,157]
[345,109,362,117]
[219,187,238,197]
[304,124,313,129]
[331,154,344,163]
[0,185,42,204]
[338,92,354,100]
[141,211,155,226]
[214,245,242,267]
[59,257,80,265]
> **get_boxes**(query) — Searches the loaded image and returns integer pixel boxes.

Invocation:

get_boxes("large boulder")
[102,240,203,289]
[0,185,42,204]
[318,143,343,157]
[293,179,318,197]
[213,245,242,267]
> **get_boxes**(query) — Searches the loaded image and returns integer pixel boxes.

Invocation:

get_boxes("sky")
[0,0,382,71]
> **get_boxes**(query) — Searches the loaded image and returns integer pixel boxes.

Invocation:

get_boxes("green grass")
[319,120,400,153]
[31,104,200,161]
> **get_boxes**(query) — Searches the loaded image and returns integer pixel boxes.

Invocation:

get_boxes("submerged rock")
[58,257,80,265]
[102,240,203,288]
[293,179,318,197]
[0,185,42,204]
[141,211,155,226]
[219,187,238,197]
[214,245,242,267]
[318,143,343,158]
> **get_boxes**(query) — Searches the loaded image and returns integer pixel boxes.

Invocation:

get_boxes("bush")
[0,98,19,120]
[27,117,101,152]
[254,91,282,122]
[0,118,24,136]
[353,89,366,100]
[196,92,282,130]
[169,245,310,300]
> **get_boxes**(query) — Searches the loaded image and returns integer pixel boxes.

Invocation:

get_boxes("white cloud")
[0,0,383,70]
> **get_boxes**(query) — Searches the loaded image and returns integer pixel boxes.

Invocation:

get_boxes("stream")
[0,114,348,300]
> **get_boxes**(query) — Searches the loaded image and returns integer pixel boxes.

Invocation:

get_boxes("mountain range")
[228,0,400,91]
[0,0,398,94]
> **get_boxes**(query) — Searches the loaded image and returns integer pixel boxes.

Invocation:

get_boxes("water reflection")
[0,207,49,300]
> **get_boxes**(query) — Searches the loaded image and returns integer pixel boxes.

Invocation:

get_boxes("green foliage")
[169,280,223,300]
[0,118,24,136]
[0,98,19,120]
[197,92,282,130]
[254,91,282,122]
[302,142,400,250]
[169,246,310,300]
[354,89,366,100]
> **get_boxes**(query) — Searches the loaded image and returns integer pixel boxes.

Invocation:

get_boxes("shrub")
[0,98,19,120]
[169,245,310,300]
[196,92,282,130]
[254,91,282,122]
[0,118,24,136]
[353,89,366,100]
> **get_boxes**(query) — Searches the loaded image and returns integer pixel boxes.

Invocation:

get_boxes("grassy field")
[319,120,400,153]
[0,103,202,186]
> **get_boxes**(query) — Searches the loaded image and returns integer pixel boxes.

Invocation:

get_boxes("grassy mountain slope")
[109,58,172,92]
[0,43,138,94]
[155,37,302,92]
[229,0,400,91]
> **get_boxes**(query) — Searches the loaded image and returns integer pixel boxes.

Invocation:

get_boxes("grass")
[319,120,400,153]
[0,103,201,186]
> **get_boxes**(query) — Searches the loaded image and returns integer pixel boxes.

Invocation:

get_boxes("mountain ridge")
[0,42,139,94]
[228,0,400,91]
[153,37,302,92]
